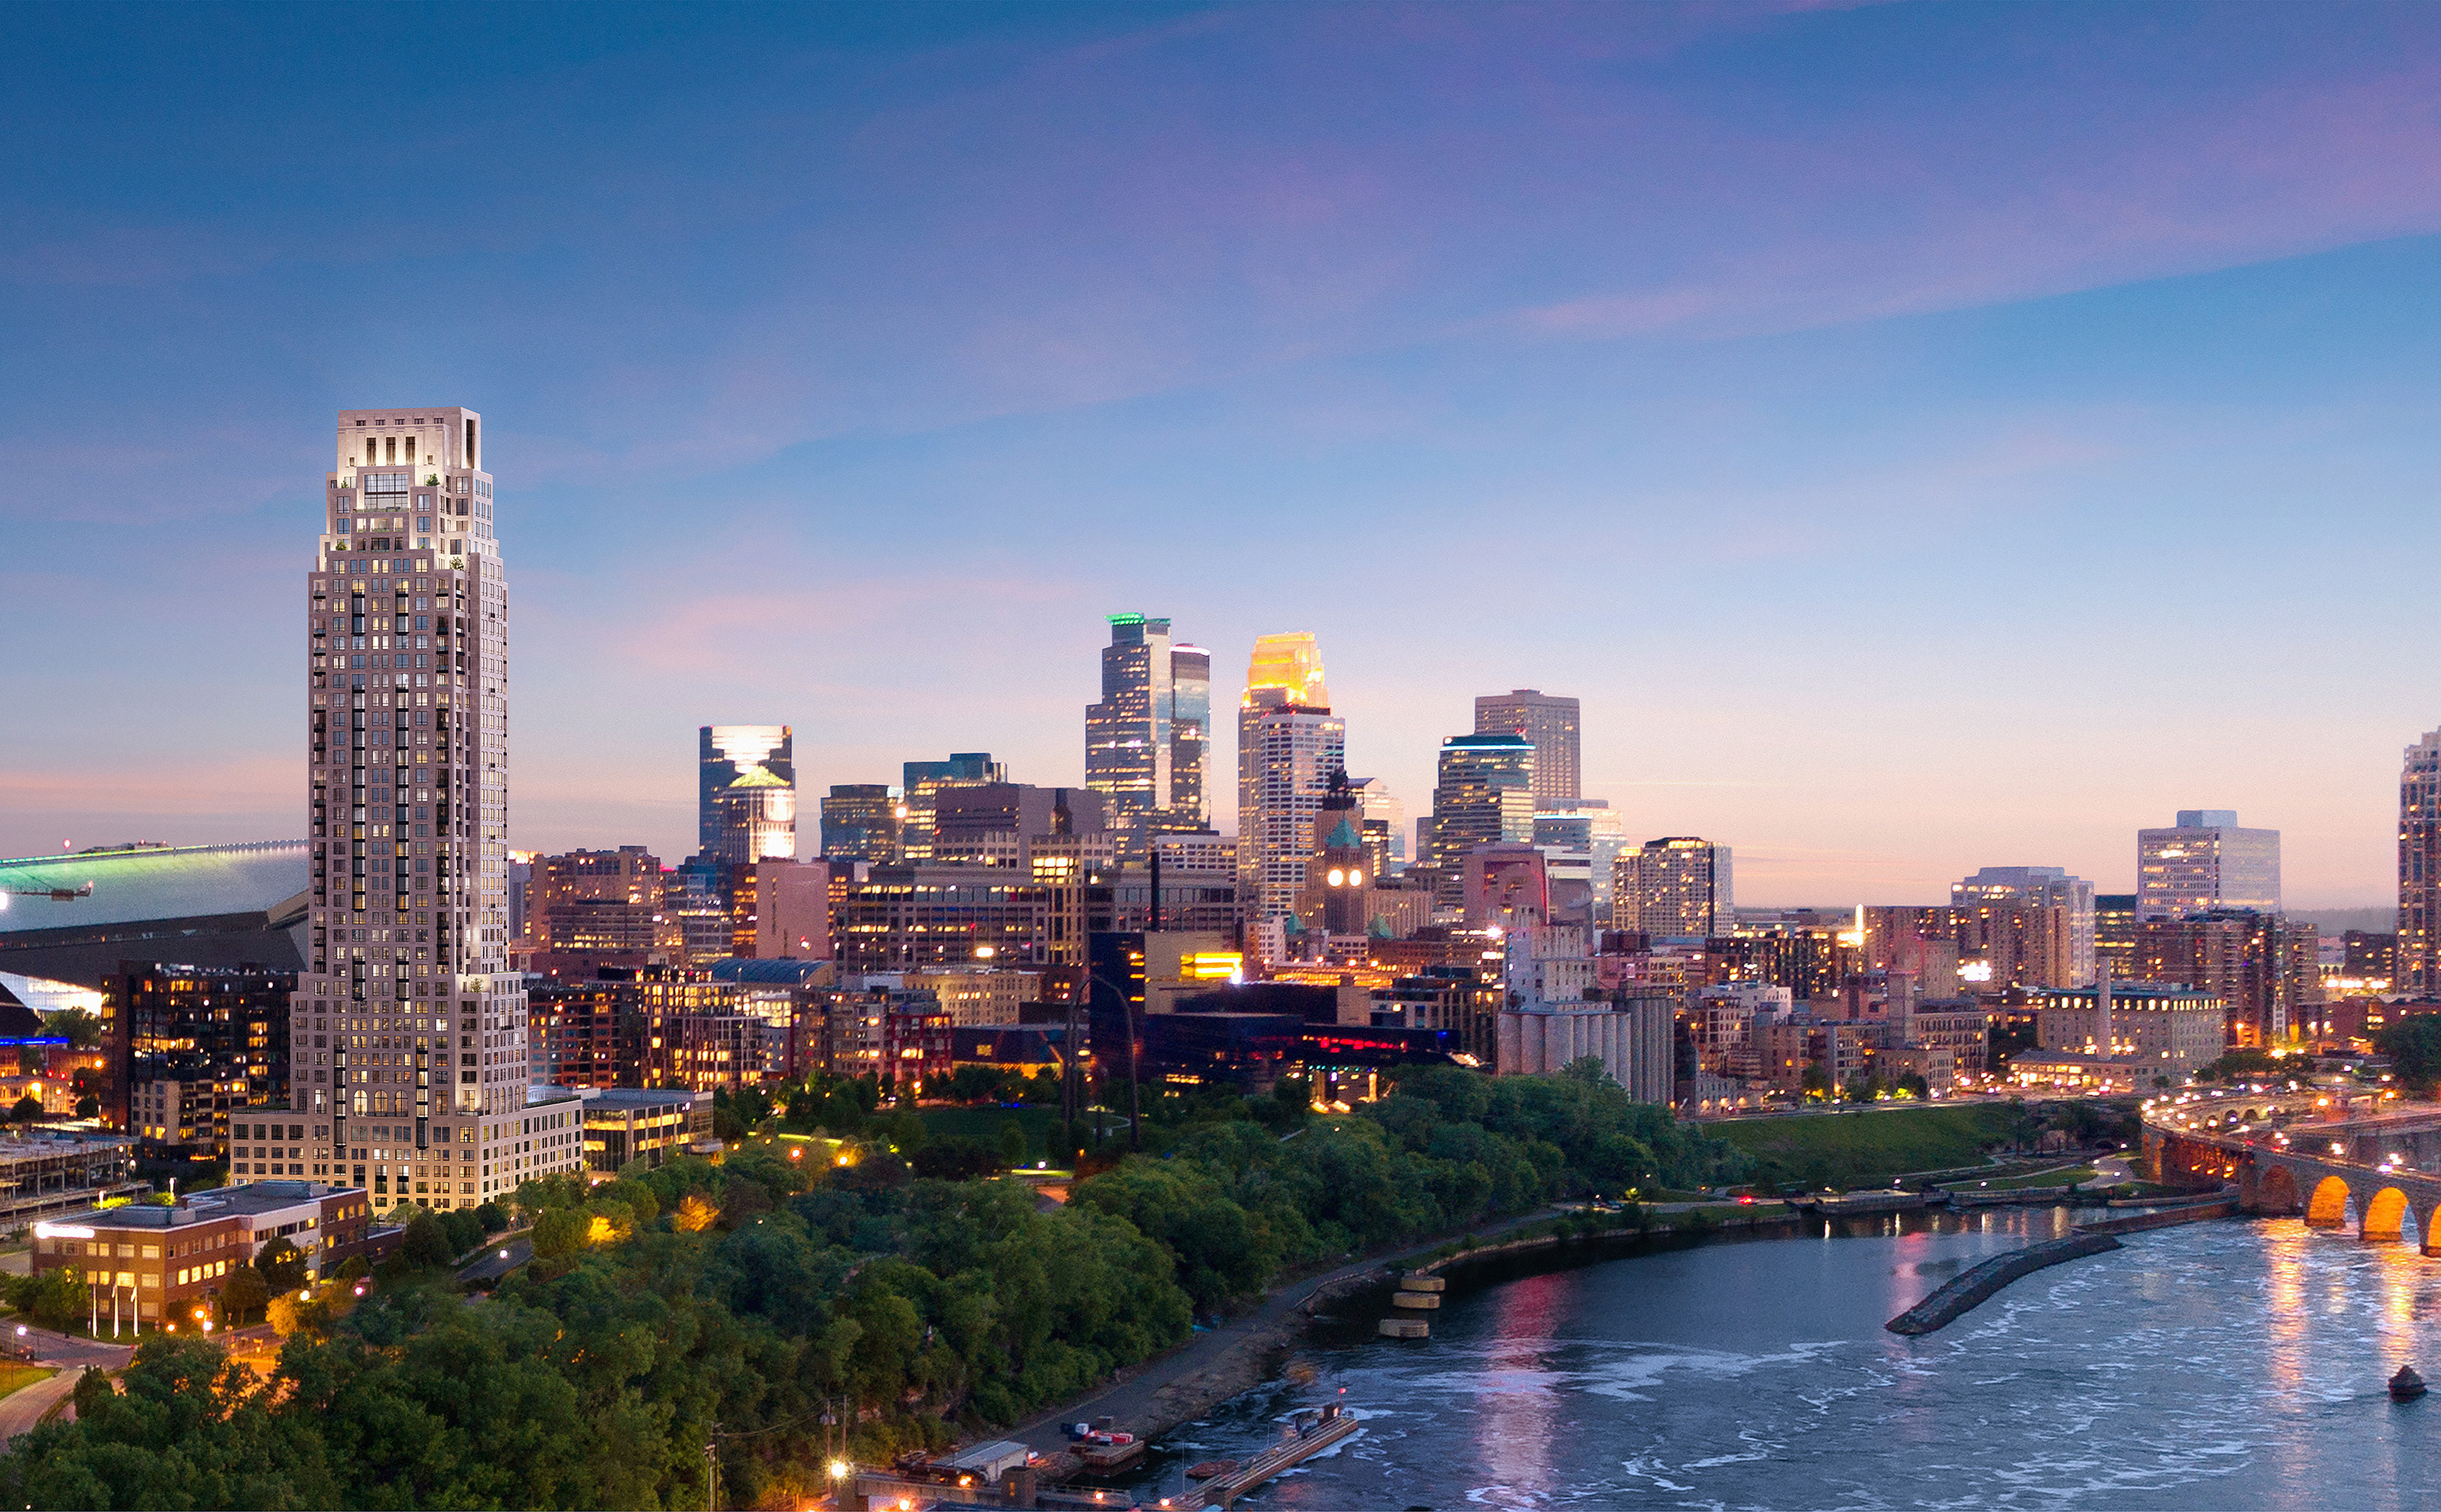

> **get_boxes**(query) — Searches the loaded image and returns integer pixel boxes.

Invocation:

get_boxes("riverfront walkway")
[1006,1205,1562,1457]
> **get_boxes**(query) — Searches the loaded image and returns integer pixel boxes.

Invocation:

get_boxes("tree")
[997,1121,1028,1168]
[23,1268,86,1331]
[7,1096,40,1124]
[253,1236,307,1291]
[400,1211,456,1269]
[530,1205,588,1261]
[909,1136,1002,1181]
[39,1009,101,1051]
[217,1263,270,1326]
[473,1200,508,1234]
[2376,1017,2441,1094]
[1559,1056,1616,1087]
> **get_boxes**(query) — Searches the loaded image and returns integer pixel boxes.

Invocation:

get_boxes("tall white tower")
[276,408,579,1218]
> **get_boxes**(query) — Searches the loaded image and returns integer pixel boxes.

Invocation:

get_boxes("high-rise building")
[1474,689,1581,808]
[2137,810,2280,919]
[1169,641,1212,829]
[899,753,1006,864]
[105,962,292,1157]
[291,406,580,1213]
[1358,781,1407,866]
[1614,837,1733,939]
[819,784,902,864]
[2401,729,2441,994]
[1084,616,1214,859]
[2094,893,2139,980]
[699,726,796,867]
[2135,909,2320,1048]
[1535,799,1626,919]
[1952,866,2096,986]
[1425,733,1536,905]
[1238,635,1345,928]
[524,847,675,962]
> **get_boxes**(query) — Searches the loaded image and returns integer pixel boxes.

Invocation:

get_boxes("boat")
[1187,1460,1239,1479]
[2391,1366,2427,1401]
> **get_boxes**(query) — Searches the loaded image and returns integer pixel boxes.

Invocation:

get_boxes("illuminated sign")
[33,1224,95,1240]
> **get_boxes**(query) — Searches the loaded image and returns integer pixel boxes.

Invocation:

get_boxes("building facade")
[2137,810,2280,919]
[1238,635,1344,929]
[1614,838,1733,939]
[290,406,550,1213]
[1425,733,1536,907]
[819,784,902,864]
[1952,866,2096,986]
[2402,729,2441,994]
[1084,616,1212,859]
[1473,689,1581,808]
[699,726,796,867]
[105,962,290,1155]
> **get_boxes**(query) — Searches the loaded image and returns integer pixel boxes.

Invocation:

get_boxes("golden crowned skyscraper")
[1237,633,1343,927]
[279,408,582,1215]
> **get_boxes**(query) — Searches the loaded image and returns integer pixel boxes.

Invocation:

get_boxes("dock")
[1187,1407,1361,1507]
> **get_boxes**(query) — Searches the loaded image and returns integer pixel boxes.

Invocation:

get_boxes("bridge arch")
[2257,1164,2301,1216]
[2307,1176,2352,1230]
[2363,1187,2414,1244]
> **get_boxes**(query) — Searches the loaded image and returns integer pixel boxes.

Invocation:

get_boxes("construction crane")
[0,881,92,905]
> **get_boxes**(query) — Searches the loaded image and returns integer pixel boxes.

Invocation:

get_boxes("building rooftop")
[707,957,832,985]
[578,1087,706,1111]
[38,1180,356,1233]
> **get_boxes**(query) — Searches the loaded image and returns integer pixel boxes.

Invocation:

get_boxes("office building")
[291,406,569,1212]
[1614,837,1733,939]
[1084,616,1214,860]
[2137,810,2280,919]
[1359,782,1407,867]
[1535,801,1626,915]
[933,784,1108,866]
[103,962,291,1155]
[753,859,835,960]
[2136,909,2320,1048]
[2026,981,2224,1085]
[899,753,1007,864]
[819,784,902,864]
[2094,893,2139,980]
[577,1087,713,1172]
[32,1182,374,1333]
[524,847,676,963]
[2402,729,2441,994]
[1425,733,1536,907]
[1238,635,1345,928]
[699,726,796,868]
[1474,689,1580,808]
[1953,866,2095,986]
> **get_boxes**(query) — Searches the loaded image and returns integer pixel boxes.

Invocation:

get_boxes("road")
[456,1235,532,1283]
[1006,1205,1561,1456]
[12,1327,135,1370]
[0,1367,79,1443]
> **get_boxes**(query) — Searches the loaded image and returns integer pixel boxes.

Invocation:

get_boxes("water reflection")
[1137,1211,2441,1510]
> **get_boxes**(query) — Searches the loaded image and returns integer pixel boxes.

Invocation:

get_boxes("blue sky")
[6,1,2440,907]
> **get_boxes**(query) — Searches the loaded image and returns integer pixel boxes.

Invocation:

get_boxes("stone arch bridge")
[2149,1107,2441,1251]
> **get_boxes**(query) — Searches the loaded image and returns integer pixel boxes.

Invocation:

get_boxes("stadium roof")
[0,842,307,935]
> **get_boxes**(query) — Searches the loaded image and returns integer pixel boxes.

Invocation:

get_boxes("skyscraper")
[819,784,902,864]
[1614,837,1734,939]
[1084,616,1210,856]
[2137,810,2280,919]
[1951,865,2096,987]
[2401,729,2441,993]
[1425,732,1536,905]
[699,726,796,866]
[1474,689,1581,808]
[292,406,580,1213]
[899,753,1006,864]
[1238,634,1344,927]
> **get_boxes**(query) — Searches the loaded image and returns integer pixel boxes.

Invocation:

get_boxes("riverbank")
[1005,1202,1812,1465]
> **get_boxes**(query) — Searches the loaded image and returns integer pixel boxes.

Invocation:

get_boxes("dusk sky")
[7,2,2441,907]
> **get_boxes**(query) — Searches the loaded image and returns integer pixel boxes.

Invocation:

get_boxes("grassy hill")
[1714,1102,2022,1190]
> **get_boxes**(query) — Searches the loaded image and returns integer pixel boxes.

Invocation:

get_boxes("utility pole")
[704,1426,718,1512]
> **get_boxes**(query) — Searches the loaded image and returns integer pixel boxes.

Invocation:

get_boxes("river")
[1111,1208,2441,1510]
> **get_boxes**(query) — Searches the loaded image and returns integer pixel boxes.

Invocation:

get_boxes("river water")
[1118,1209,2441,1511]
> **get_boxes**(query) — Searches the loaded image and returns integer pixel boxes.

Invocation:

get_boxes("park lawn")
[0,1364,57,1400]
[1715,1103,2021,1190]
[914,1104,1065,1155]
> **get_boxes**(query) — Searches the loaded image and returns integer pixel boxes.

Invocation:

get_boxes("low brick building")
[30,1181,372,1334]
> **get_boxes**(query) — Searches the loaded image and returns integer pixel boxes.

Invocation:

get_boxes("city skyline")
[11,5,2441,905]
